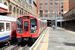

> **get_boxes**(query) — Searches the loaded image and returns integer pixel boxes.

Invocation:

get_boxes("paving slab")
[48,27,75,50]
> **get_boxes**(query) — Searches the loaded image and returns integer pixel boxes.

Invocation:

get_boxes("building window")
[50,3,53,5]
[55,6,58,9]
[55,0,58,1]
[50,14,53,17]
[40,3,43,5]
[45,14,48,17]
[50,6,53,9]
[45,3,48,5]
[40,10,43,17]
[61,9,63,12]
[50,9,53,12]
[40,6,43,9]
[40,0,43,2]
[45,0,48,1]
[45,10,48,12]
[55,3,58,5]
[45,6,48,9]
[50,0,53,1]
[61,6,63,8]
[60,0,63,1]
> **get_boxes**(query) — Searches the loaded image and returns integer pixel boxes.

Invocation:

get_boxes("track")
[10,45,28,50]
[0,41,32,50]
[0,41,12,50]
[0,28,47,50]
[3,41,31,50]
[0,45,10,50]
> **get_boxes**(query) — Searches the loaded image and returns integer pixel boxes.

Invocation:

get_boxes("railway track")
[3,41,31,50]
[10,45,28,50]
[0,42,11,50]
[0,42,31,50]
[0,45,9,50]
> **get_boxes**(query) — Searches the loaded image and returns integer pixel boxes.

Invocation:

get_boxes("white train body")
[0,15,16,42]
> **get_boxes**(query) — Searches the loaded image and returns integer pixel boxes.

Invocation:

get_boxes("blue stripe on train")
[0,35,10,41]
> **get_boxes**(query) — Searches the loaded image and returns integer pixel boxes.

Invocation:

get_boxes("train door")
[0,21,11,40]
[5,22,11,37]
[11,22,16,37]
[23,16,30,36]
[0,21,5,39]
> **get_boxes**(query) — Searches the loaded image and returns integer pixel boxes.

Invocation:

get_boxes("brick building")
[63,0,75,31]
[0,0,39,18]
[37,0,64,17]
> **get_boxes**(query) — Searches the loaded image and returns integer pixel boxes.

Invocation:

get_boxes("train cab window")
[23,16,29,19]
[6,23,10,31]
[0,23,4,32]
[17,18,23,33]
[24,21,28,31]
[30,18,37,33]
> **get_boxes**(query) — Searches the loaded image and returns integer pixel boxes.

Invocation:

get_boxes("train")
[0,15,16,43]
[16,15,47,43]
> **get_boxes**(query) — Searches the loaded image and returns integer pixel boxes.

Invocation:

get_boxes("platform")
[30,27,75,50]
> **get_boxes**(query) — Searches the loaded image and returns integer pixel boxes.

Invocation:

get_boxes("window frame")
[12,22,16,30]
[24,21,29,31]
[0,22,5,32]
[17,18,23,34]
[30,18,37,33]
[6,22,11,31]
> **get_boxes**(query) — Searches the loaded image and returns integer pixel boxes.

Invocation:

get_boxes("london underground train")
[0,15,16,43]
[16,15,47,43]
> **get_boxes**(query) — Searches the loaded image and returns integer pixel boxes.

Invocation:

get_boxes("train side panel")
[16,15,47,43]
[0,16,16,43]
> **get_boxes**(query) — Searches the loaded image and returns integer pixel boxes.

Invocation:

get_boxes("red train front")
[16,15,39,43]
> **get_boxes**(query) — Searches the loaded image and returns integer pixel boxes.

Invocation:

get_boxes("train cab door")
[23,16,30,36]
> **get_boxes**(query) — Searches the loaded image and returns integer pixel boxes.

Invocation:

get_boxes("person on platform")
[49,24,51,27]
[52,25,55,30]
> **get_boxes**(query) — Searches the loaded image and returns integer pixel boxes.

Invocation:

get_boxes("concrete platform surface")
[48,27,75,50]
[31,27,75,50]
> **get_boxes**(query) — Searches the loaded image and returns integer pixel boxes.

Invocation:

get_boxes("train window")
[23,16,29,19]
[30,18,37,33]
[24,21,28,31]
[12,23,14,30]
[17,18,23,33]
[6,23,10,31]
[12,23,16,30]
[14,23,16,30]
[0,23,4,32]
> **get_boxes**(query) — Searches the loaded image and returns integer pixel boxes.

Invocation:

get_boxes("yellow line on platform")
[33,28,48,50]
[58,27,75,34]
[40,27,49,50]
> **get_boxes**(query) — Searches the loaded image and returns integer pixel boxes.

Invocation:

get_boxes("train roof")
[17,15,47,22]
[38,19,47,22]
[0,15,16,21]
[17,15,38,19]
[0,3,8,10]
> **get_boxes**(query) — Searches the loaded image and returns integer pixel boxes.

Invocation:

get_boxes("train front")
[16,15,39,43]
